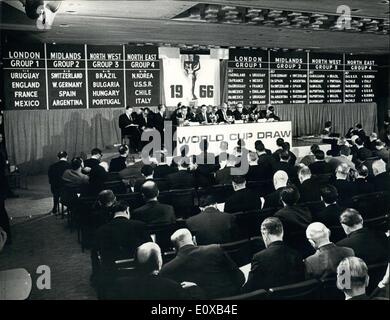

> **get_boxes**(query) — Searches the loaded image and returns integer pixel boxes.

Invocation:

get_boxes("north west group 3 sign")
[2,44,377,110]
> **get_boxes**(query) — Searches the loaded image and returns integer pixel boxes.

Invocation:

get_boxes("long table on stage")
[175,121,292,155]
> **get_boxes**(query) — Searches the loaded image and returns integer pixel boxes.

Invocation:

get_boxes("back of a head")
[320,184,338,204]
[261,217,283,237]
[273,170,288,187]
[314,150,325,161]
[280,186,300,206]
[118,144,129,155]
[339,145,351,156]
[337,257,368,292]
[276,138,285,148]
[339,208,363,228]
[57,151,68,159]
[282,142,291,151]
[298,166,311,179]
[372,159,386,176]
[310,144,320,154]
[141,165,154,177]
[171,228,193,248]
[356,165,369,178]
[141,180,159,200]
[199,195,217,208]
[355,123,363,130]
[255,140,265,152]
[98,190,116,207]
[306,222,330,244]
[355,137,364,146]
[280,150,290,162]
[91,148,102,156]
[325,121,332,128]
[71,157,82,170]
[336,163,350,177]
[136,242,162,274]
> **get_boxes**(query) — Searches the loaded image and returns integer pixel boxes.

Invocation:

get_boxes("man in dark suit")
[353,165,375,195]
[186,196,240,245]
[262,170,289,209]
[300,144,320,167]
[272,138,285,162]
[134,165,155,193]
[94,201,152,274]
[304,222,354,279]
[316,185,344,226]
[118,106,141,152]
[297,166,322,203]
[309,150,333,175]
[243,217,305,292]
[159,228,245,299]
[374,140,390,166]
[104,242,187,300]
[109,145,129,173]
[153,152,178,179]
[265,105,280,121]
[216,103,232,123]
[336,257,370,300]
[195,139,218,187]
[84,148,103,172]
[354,137,373,165]
[232,103,248,121]
[331,163,357,204]
[372,159,390,193]
[166,160,195,190]
[274,186,313,233]
[273,151,298,184]
[133,181,176,225]
[337,209,389,265]
[282,142,297,166]
[153,104,166,145]
[254,140,275,180]
[215,156,237,185]
[224,175,261,213]
[195,105,211,124]
[354,123,367,143]
[48,151,70,214]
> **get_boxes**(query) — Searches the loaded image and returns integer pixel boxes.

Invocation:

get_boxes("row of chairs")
[218,262,389,300]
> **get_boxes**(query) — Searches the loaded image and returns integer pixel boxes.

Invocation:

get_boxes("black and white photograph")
[0,0,389,309]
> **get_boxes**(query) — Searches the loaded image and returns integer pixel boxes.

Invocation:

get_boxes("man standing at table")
[119,106,141,153]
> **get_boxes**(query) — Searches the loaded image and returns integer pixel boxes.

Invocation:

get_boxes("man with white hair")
[159,228,245,299]
[372,159,390,193]
[336,257,370,300]
[262,170,289,209]
[304,222,354,279]
[104,242,186,300]
[297,165,321,203]
[332,163,357,204]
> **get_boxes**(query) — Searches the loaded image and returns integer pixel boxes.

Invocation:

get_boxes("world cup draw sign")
[176,121,292,155]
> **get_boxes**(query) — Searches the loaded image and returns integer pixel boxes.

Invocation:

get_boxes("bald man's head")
[136,242,162,274]
[306,222,331,249]
[273,170,288,189]
[372,159,386,176]
[141,180,159,200]
[171,228,194,249]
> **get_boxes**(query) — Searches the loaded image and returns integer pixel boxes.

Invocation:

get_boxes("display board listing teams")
[2,44,377,110]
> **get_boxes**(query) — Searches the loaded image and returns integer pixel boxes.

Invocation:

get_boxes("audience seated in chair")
[254,140,275,180]
[159,228,245,299]
[262,170,289,209]
[166,159,195,190]
[62,157,89,188]
[336,256,370,300]
[327,145,356,172]
[304,222,354,280]
[132,181,176,225]
[272,138,285,162]
[316,185,345,227]
[273,151,298,184]
[337,209,388,265]
[372,159,390,193]
[84,148,103,172]
[243,217,305,292]
[186,195,240,245]
[134,165,154,193]
[331,163,357,204]
[300,144,319,167]
[353,137,372,165]
[353,165,375,195]
[104,242,188,300]
[215,155,237,186]
[48,151,70,214]
[309,150,333,175]
[373,140,390,165]
[297,165,322,203]
[109,145,129,173]
[282,142,297,166]
[224,175,261,214]
[153,151,177,179]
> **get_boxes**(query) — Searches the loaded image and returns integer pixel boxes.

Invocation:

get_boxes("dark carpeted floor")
[0,214,96,300]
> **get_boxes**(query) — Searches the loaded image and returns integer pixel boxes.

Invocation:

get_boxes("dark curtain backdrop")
[274,103,377,137]
[4,103,377,175]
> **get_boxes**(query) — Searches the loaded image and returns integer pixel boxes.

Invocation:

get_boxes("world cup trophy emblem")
[183,54,201,101]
